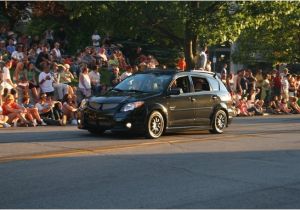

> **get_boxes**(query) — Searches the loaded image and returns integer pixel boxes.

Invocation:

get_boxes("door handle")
[211,95,218,100]
[189,97,196,102]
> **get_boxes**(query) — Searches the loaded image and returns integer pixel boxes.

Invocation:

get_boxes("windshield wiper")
[112,88,124,92]
[126,89,147,93]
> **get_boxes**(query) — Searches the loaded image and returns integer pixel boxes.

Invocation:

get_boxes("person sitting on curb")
[0,103,10,128]
[2,94,34,127]
[35,93,66,126]
[290,97,300,114]
[62,93,78,125]
[279,98,292,114]
[21,95,47,126]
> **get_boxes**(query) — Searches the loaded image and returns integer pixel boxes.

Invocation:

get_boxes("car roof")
[135,69,218,78]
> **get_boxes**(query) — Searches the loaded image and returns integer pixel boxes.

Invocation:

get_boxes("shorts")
[44,91,55,97]
[29,82,39,89]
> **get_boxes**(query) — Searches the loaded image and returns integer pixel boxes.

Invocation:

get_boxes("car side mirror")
[168,88,183,95]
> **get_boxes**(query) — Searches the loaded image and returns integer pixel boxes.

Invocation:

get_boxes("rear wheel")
[210,110,227,134]
[145,111,165,139]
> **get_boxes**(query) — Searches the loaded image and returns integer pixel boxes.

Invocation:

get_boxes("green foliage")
[232,1,300,65]
[13,1,300,67]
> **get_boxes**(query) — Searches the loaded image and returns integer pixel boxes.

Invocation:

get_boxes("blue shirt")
[6,45,16,54]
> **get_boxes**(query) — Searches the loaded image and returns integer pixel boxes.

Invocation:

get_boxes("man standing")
[195,45,207,70]
[281,68,289,100]
[221,63,228,78]
[36,44,51,69]
[51,42,62,63]
[0,59,16,91]
[88,65,101,95]
[92,30,101,49]
[120,66,133,81]
[177,56,186,71]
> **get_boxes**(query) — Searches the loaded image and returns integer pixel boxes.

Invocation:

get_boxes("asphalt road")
[0,115,300,208]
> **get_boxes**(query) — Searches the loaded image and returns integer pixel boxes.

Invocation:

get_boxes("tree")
[11,1,299,68]
[0,1,31,29]
[231,1,300,66]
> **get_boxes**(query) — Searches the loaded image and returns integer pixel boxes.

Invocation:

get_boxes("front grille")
[89,102,101,110]
[89,102,119,110]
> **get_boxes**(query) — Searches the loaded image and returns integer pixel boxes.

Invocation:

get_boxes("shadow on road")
[1,149,300,209]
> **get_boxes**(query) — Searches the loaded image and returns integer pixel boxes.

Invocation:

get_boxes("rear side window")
[207,77,220,91]
[191,76,211,92]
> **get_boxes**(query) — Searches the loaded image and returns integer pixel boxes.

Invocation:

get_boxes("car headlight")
[120,101,144,112]
[79,99,88,109]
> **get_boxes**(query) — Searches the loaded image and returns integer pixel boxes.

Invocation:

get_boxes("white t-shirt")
[92,34,101,47]
[35,102,51,114]
[88,71,100,85]
[79,73,91,89]
[11,51,24,61]
[52,48,61,59]
[1,67,13,90]
[281,77,289,91]
[39,72,54,93]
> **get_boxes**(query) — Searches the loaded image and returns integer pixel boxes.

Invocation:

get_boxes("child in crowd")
[236,97,254,116]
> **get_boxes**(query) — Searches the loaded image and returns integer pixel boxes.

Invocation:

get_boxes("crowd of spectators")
[220,68,300,117]
[0,27,160,128]
[1,26,299,128]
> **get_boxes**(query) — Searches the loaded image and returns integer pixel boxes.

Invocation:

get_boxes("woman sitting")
[278,98,292,114]
[2,94,34,126]
[289,97,300,114]
[0,104,10,128]
[269,96,282,114]
[62,94,78,125]
[236,97,254,116]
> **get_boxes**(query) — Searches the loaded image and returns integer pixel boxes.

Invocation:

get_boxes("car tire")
[88,129,105,135]
[210,109,227,134]
[145,111,165,139]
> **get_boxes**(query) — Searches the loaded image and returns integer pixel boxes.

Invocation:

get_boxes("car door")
[167,76,196,127]
[191,76,218,126]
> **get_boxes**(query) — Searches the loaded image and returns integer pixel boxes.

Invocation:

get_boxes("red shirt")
[273,76,281,88]
[2,102,19,115]
[177,59,186,71]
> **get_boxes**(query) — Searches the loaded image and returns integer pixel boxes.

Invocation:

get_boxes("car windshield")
[113,73,172,93]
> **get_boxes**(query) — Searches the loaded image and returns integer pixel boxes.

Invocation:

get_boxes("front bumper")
[78,107,147,132]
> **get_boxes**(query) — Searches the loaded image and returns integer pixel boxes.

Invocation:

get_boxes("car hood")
[89,91,160,104]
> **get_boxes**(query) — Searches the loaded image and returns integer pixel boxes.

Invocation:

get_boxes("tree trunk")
[184,19,194,71]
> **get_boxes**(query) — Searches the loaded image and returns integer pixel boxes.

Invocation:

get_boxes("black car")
[78,70,234,139]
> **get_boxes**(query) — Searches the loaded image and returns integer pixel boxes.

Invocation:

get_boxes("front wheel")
[210,110,227,134]
[145,111,165,139]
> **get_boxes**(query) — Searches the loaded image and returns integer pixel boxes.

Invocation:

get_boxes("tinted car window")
[114,73,172,93]
[192,76,211,92]
[171,76,190,93]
